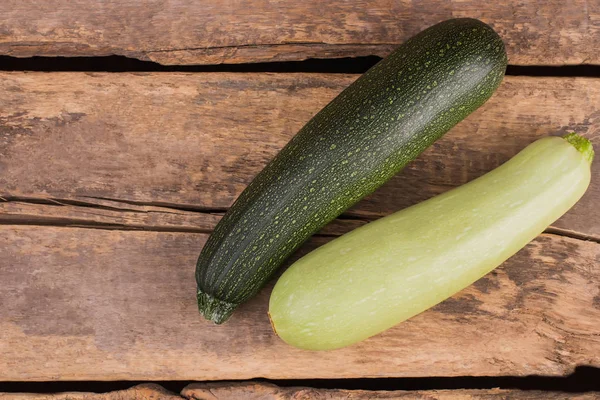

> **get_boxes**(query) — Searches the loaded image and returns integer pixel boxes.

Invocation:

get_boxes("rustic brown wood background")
[1,0,599,398]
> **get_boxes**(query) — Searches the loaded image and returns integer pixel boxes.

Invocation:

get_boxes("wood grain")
[0,1,598,65]
[182,382,600,399]
[1,73,598,239]
[0,384,181,399]
[0,225,598,381]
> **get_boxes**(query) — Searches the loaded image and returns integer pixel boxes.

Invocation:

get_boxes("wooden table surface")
[0,1,599,399]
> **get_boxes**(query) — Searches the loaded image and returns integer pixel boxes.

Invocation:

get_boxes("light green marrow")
[269,134,594,350]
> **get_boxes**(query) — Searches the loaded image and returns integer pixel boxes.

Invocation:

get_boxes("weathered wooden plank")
[0,1,598,65]
[182,382,600,399]
[1,73,598,239]
[0,226,598,380]
[0,384,181,399]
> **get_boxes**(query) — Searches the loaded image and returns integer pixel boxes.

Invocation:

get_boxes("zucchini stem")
[563,133,595,165]
[197,290,238,324]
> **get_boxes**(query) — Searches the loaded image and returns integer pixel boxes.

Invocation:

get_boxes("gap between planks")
[2,54,600,77]
[1,382,600,399]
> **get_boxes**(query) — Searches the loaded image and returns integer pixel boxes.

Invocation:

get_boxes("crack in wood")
[541,314,600,339]
[81,195,230,214]
[545,227,600,245]
[144,41,399,54]
[0,195,365,237]
[0,218,343,236]
[0,196,597,244]
[0,216,214,234]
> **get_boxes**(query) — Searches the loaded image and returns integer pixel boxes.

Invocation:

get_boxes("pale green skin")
[269,135,593,350]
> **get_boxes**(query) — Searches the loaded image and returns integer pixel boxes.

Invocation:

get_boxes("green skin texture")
[196,18,507,323]
[269,135,594,350]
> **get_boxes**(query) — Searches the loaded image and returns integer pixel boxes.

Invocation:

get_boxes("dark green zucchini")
[196,18,507,323]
